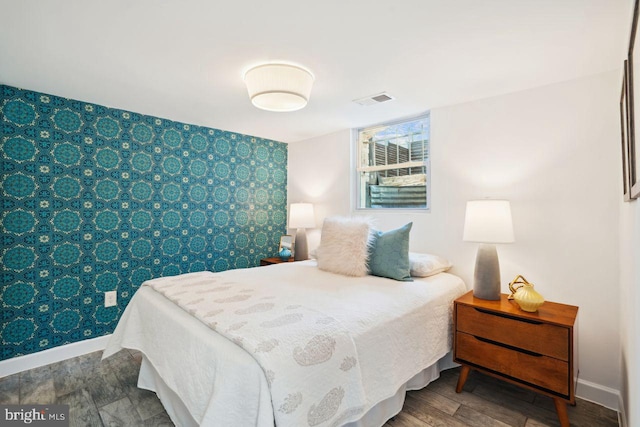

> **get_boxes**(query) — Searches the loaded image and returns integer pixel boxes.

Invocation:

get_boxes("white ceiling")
[0,0,631,143]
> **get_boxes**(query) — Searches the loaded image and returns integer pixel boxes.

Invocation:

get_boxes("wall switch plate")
[105,291,117,307]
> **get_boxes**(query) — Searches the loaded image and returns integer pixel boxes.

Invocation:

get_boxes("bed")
[103,260,466,426]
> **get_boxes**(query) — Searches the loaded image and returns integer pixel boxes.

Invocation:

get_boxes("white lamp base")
[473,243,501,300]
[294,228,308,261]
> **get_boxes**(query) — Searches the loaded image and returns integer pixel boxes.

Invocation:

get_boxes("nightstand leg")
[456,365,471,393]
[553,398,570,427]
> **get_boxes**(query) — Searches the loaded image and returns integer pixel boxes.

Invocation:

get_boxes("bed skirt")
[137,352,457,427]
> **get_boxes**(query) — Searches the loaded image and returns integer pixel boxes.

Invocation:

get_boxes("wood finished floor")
[0,349,619,427]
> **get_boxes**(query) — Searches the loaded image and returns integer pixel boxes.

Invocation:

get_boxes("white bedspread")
[144,271,367,427]
[103,261,466,426]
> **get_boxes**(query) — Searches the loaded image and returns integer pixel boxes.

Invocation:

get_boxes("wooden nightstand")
[453,291,578,427]
[259,257,295,266]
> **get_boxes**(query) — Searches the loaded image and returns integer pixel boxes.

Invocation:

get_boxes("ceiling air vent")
[353,92,395,106]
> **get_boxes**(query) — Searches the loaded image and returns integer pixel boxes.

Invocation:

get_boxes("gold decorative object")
[508,275,545,312]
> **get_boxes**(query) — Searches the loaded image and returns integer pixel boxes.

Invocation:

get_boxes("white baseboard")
[617,393,627,427]
[576,378,620,411]
[0,335,112,378]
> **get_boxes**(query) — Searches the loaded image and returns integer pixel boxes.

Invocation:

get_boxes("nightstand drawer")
[456,304,569,360]
[456,332,569,397]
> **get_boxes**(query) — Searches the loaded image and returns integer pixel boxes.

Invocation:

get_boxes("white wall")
[288,130,352,248]
[288,70,622,409]
[619,188,639,426]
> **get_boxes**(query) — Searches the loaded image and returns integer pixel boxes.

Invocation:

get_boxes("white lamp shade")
[244,63,314,112]
[289,203,315,229]
[463,200,515,243]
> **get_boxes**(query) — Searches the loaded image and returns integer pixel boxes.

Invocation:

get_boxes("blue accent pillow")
[369,222,413,281]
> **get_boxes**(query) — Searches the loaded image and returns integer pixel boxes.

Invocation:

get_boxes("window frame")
[352,112,431,212]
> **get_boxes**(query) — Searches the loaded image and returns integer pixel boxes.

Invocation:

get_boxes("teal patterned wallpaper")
[0,85,288,360]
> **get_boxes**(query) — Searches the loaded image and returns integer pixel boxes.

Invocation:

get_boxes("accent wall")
[0,85,288,360]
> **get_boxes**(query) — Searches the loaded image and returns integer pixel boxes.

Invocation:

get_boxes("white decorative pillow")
[409,252,452,277]
[316,216,373,277]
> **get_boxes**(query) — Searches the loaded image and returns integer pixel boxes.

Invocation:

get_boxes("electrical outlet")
[105,291,117,307]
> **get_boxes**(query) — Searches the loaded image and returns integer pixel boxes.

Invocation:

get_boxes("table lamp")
[463,200,515,300]
[289,203,315,261]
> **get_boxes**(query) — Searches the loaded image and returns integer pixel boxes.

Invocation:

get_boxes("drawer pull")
[474,336,543,358]
[474,307,543,325]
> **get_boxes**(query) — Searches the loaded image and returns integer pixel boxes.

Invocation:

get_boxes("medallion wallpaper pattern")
[0,85,288,360]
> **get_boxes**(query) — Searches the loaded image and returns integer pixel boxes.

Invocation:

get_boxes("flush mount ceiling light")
[243,63,314,112]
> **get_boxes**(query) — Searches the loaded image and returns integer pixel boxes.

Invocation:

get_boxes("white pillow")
[409,252,452,277]
[316,216,373,277]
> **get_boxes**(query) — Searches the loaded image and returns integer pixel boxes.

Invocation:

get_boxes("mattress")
[103,260,467,426]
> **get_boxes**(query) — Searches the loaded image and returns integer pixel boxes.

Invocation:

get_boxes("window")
[355,114,430,210]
